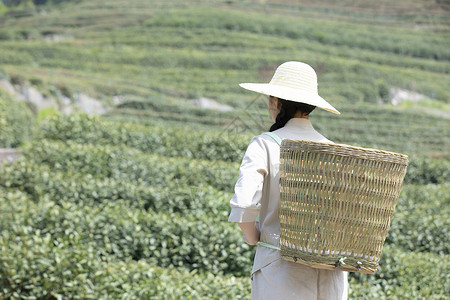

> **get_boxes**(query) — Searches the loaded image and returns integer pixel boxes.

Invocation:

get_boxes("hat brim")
[239,83,340,115]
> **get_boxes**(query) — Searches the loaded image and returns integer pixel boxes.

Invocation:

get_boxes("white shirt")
[228,118,332,274]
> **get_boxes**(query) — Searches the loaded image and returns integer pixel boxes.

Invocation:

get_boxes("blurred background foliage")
[0,0,449,298]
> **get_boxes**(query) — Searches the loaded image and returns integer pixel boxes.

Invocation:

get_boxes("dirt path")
[0,149,21,165]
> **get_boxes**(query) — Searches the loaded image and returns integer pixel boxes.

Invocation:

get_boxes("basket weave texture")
[279,140,408,274]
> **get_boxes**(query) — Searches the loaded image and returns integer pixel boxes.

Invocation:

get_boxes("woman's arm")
[238,222,260,245]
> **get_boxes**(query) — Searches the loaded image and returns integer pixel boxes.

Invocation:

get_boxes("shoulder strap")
[257,241,281,251]
[262,132,282,146]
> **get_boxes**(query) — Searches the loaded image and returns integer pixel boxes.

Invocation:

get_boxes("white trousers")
[251,259,348,300]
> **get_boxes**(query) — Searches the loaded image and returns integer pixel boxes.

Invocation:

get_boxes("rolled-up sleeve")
[228,136,268,223]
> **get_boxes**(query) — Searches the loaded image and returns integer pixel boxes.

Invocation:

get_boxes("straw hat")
[239,61,340,114]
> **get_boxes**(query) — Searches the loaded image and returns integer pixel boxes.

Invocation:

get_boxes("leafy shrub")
[38,113,251,162]
[0,89,35,148]
[0,190,250,299]
[0,48,35,64]
[3,157,448,258]
[146,8,450,60]
[0,160,43,201]
[37,106,60,123]
[38,113,450,173]
[0,190,253,277]
[386,184,449,254]
[1,112,449,298]
[0,160,231,215]
[21,139,239,191]
[2,188,447,299]
[0,30,20,40]
[405,156,450,184]
[350,245,449,299]
[25,137,449,195]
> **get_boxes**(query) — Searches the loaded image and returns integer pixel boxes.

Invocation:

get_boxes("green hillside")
[0,0,449,298]
[1,0,449,156]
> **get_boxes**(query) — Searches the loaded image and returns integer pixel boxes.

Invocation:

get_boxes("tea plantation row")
[22,139,239,192]
[107,97,450,155]
[0,160,231,215]
[0,89,34,148]
[0,112,448,298]
[2,136,448,256]
[37,113,450,176]
[26,130,450,193]
[2,0,449,109]
[0,191,250,299]
[0,184,448,298]
[1,155,448,260]
[0,187,252,276]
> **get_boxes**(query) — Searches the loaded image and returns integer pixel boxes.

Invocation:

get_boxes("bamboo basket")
[279,140,408,274]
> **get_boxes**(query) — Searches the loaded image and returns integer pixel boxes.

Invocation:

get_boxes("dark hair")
[269,98,316,132]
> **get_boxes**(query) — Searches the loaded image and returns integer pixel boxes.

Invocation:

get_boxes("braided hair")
[269,98,316,132]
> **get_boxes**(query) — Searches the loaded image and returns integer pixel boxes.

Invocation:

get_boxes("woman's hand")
[243,234,258,245]
[238,222,260,245]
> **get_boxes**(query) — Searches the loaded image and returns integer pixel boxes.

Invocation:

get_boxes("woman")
[228,61,348,299]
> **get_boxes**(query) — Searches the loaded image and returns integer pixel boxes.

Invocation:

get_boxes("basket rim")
[281,139,409,160]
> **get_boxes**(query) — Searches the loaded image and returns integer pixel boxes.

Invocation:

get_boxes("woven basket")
[279,140,408,274]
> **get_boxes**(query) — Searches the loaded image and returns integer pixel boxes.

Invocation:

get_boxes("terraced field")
[0,0,449,298]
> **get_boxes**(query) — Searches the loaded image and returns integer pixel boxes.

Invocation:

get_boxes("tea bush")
[1,188,447,299]
[38,113,250,162]
[0,189,253,276]
[1,114,449,297]
[2,0,449,109]
[405,157,450,184]
[0,192,250,299]
[0,160,231,215]
[4,144,448,258]
[24,134,449,207]
[0,89,35,148]
[37,113,450,183]
[387,183,449,254]
[349,246,449,299]
[21,139,239,191]
[146,8,450,61]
